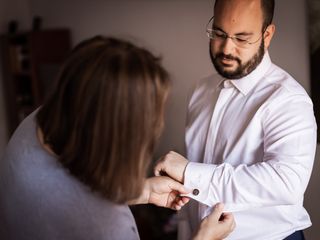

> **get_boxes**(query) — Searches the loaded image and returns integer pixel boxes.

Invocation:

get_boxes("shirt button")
[223,80,233,88]
[192,189,200,196]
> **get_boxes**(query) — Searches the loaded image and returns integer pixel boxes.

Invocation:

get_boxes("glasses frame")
[206,16,268,48]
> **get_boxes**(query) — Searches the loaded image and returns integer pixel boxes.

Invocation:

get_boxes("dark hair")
[260,0,274,30]
[36,36,170,203]
[214,0,275,31]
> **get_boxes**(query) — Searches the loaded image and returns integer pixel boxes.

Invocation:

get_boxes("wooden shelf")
[0,29,71,136]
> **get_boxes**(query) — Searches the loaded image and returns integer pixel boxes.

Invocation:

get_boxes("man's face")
[210,0,266,79]
[210,38,265,79]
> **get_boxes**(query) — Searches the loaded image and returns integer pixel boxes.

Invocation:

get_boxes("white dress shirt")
[179,52,317,240]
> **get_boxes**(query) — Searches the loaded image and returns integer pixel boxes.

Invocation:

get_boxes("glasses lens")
[233,38,249,48]
[206,29,214,39]
[205,16,260,49]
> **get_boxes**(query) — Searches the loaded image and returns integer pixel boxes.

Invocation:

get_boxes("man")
[155,0,317,239]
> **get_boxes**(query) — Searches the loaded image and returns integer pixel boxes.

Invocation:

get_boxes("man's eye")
[235,38,248,43]
[214,31,225,38]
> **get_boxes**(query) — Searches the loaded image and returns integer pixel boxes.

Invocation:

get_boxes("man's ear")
[264,24,276,50]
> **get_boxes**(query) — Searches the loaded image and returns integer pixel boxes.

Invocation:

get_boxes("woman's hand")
[193,203,236,240]
[129,176,190,210]
[146,176,190,210]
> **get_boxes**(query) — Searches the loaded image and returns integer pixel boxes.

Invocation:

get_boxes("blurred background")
[0,0,318,239]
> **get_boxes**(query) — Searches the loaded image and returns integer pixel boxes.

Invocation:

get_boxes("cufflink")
[192,189,199,196]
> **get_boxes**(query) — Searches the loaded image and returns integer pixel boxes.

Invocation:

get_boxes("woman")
[0,36,234,240]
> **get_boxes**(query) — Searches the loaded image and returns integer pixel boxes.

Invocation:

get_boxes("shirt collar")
[218,52,272,95]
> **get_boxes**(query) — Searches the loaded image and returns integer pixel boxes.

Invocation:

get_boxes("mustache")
[215,53,241,64]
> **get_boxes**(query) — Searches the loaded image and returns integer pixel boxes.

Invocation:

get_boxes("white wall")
[0,0,318,238]
[0,0,31,31]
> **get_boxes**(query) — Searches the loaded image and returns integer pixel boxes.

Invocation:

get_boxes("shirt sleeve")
[184,94,317,212]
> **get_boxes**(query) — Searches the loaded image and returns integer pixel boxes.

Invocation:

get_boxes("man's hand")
[154,151,188,183]
[193,203,236,240]
[129,176,190,210]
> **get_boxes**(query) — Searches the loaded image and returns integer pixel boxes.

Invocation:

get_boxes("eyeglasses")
[206,16,266,49]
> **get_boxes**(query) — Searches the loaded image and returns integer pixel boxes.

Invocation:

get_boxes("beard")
[210,38,265,79]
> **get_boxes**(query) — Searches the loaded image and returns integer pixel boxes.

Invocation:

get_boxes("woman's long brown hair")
[36,36,170,203]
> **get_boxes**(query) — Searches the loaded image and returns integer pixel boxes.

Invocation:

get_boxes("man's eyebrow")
[213,25,254,37]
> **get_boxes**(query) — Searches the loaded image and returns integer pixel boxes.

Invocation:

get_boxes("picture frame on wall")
[307,0,320,142]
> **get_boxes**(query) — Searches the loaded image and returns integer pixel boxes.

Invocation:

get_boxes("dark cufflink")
[192,189,200,196]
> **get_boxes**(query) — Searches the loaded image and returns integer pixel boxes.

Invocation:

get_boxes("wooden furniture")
[0,29,71,136]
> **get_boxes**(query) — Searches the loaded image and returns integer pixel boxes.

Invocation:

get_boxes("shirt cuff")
[183,162,217,206]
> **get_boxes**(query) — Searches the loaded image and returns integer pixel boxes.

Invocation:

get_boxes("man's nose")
[220,37,235,55]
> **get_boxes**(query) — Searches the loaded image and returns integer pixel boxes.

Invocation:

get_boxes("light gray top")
[0,111,140,240]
